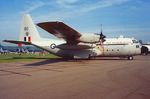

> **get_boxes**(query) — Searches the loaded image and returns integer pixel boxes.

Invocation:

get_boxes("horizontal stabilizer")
[3,40,31,45]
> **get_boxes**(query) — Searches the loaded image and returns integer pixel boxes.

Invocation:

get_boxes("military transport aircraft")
[3,14,141,60]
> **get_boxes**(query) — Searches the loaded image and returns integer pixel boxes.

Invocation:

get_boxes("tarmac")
[0,56,150,99]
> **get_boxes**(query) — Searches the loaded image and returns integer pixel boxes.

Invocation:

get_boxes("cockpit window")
[132,40,139,43]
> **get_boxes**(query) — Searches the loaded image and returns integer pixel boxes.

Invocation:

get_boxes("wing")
[37,22,81,45]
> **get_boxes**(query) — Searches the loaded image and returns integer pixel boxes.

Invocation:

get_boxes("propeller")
[139,40,143,45]
[95,24,106,43]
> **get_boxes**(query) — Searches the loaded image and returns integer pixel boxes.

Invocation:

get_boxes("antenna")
[100,24,103,34]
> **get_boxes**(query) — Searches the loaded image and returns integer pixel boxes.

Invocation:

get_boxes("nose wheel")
[127,56,133,60]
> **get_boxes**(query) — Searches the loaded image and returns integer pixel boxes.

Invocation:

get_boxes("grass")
[0,53,59,63]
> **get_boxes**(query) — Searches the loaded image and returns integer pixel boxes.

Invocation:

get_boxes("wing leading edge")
[37,22,81,45]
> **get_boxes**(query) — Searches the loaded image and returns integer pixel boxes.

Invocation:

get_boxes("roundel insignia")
[50,43,56,49]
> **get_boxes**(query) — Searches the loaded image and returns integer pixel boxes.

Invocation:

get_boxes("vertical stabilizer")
[19,14,41,42]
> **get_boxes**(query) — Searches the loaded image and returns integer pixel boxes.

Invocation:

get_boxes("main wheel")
[88,54,91,60]
[127,56,133,60]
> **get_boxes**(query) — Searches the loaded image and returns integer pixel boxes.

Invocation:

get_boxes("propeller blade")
[94,24,106,43]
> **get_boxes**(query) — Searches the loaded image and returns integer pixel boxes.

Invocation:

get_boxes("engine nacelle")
[78,34,99,43]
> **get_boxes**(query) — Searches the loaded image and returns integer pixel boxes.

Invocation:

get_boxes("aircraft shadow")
[25,58,72,66]
[12,56,50,60]
[24,57,129,66]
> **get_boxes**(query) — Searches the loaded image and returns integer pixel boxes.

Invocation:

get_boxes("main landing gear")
[127,56,133,60]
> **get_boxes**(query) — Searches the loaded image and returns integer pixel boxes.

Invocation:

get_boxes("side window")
[132,40,139,43]
[136,45,139,48]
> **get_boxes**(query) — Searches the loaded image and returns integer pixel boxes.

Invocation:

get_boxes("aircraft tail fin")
[19,14,41,42]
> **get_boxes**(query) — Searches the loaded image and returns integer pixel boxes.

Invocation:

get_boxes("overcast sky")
[0,0,150,45]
